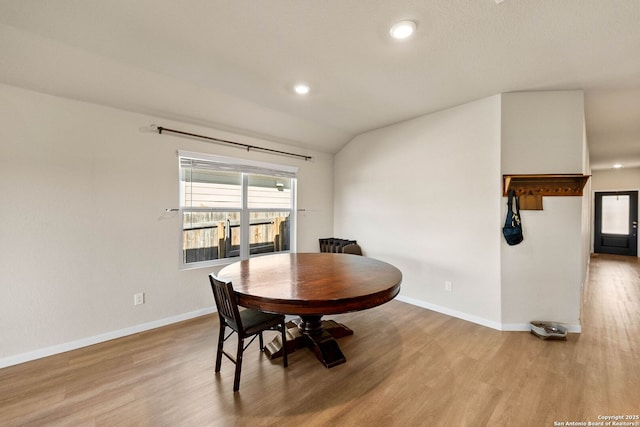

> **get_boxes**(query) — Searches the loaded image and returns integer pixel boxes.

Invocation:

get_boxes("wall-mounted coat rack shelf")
[502,174,590,210]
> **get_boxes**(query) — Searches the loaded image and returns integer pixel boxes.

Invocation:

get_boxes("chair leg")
[281,320,288,368]
[259,332,264,350]
[233,338,244,392]
[215,323,225,373]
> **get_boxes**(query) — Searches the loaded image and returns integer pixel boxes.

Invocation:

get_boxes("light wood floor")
[1,254,639,426]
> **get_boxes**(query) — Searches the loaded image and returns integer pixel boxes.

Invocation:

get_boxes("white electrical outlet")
[134,292,145,306]
[445,281,453,292]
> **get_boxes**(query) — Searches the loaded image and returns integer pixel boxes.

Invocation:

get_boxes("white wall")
[500,91,588,330]
[581,130,592,291]
[591,167,640,191]
[334,91,588,331]
[1,83,595,365]
[0,83,334,366]
[334,96,503,327]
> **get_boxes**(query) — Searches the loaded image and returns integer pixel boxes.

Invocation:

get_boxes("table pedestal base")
[263,316,353,368]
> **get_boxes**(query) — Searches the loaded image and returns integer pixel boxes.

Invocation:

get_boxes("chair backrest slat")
[209,274,243,329]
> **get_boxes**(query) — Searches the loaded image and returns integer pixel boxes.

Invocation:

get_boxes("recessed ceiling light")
[390,20,416,40]
[613,164,623,169]
[293,83,310,95]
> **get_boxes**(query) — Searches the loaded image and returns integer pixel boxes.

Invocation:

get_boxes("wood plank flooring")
[1,254,639,426]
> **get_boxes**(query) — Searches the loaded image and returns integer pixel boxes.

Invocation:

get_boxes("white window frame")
[178,150,297,270]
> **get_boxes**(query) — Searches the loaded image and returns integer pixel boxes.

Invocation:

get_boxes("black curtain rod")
[152,125,312,161]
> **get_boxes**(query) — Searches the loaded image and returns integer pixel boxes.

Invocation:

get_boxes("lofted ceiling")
[0,0,639,169]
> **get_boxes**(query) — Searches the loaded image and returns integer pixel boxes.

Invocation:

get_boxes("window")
[601,194,630,235]
[179,151,297,268]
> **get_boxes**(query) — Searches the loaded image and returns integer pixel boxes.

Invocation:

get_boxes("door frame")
[593,190,639,256]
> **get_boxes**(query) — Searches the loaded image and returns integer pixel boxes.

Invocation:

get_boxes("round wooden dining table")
[218,252,402,368]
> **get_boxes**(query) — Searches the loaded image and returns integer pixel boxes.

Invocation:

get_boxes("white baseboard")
[395,295,503,331]
[501,322,582,333]
[395,295,582,333]
[0,307,216,369]
[3,297,584,369]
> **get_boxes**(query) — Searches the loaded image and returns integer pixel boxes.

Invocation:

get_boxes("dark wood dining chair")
[342,243,363,255]
[208,273,288,392]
